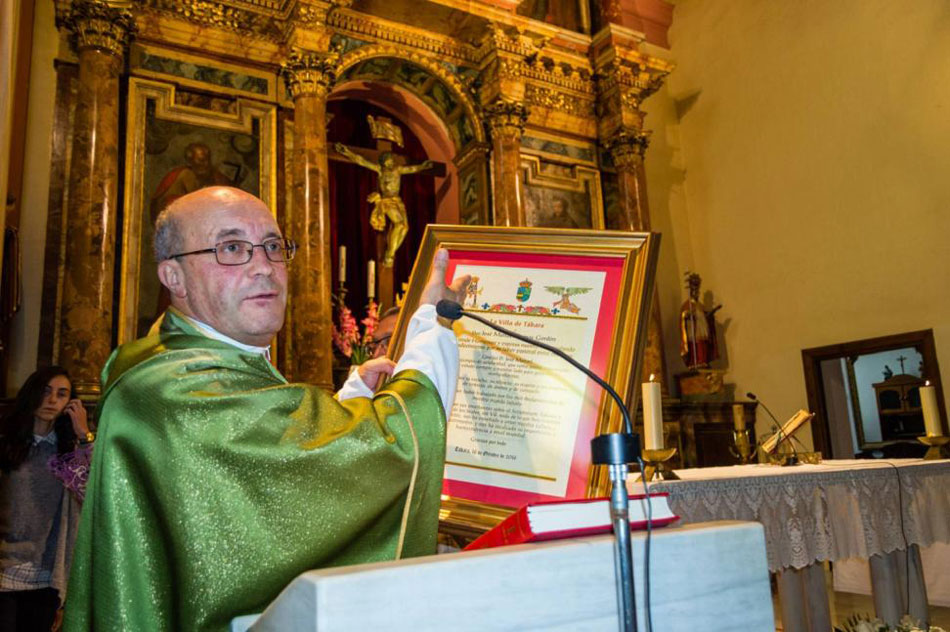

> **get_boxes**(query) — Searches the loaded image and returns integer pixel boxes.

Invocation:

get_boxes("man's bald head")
[154,186,288,346]
[154,187,261,262]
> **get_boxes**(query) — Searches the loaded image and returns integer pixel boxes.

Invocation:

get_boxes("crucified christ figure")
[335,143,434,266]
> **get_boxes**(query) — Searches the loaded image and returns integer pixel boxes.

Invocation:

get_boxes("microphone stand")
[442,303,640,632]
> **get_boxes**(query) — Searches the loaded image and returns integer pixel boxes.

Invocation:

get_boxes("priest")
[64,186,469,632]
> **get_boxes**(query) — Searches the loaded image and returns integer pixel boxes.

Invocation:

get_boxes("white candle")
[732,404,746,432]
[642,376,663,450]
[338,245,346,283]
[367,260,376,300]
[921,382,941,437]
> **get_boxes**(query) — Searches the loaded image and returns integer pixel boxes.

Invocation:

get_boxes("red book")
[464,493,679,551]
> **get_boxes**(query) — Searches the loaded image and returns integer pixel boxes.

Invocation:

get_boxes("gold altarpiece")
[43,0,672,397]
[37,0,674,541]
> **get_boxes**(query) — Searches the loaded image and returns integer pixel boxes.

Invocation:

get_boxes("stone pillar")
[593,42,671,387]
[484,100,527,227]
[606,129,667,385]
[58,0,133,398]
[281,49,338,389]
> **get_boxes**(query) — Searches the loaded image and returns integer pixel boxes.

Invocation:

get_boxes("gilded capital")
[65,0,135,58]
[484,99,528,140]
[281,48,341,99]
[605,128,651,168]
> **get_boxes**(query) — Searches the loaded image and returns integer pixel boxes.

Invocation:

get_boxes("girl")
[0,367,93,632]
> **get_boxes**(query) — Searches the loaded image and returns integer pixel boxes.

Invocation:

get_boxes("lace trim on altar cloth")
[649,461,950,572]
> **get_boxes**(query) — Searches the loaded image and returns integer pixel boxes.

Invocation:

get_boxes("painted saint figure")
[149,142,235,222]
[334,142,433,267]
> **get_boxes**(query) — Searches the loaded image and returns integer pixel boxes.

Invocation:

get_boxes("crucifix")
[330,115,445,311]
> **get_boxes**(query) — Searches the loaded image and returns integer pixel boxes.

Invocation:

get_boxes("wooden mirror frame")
[801,330,947,456]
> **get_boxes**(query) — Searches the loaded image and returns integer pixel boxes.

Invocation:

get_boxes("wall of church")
[7,0,58,395]
[644,0,950,447]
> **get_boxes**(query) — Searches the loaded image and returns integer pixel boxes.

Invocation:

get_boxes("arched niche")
[331,49,487,225]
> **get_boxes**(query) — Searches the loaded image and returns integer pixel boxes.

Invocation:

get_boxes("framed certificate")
[389,225,659,535]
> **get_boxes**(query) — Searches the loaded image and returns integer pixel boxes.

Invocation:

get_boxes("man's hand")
[334,142,346,154]
[64,398,90,436]
[358,357,396,391]
[420,248,471,307]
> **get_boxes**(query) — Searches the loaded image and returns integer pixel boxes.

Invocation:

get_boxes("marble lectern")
[232,521,772,631]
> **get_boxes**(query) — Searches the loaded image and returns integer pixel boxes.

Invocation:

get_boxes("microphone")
[435,299,464,321]
[747,391,799,466]
[436,299,641,631]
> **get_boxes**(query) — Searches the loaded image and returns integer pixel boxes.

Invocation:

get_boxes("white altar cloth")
[645,459,950,572]
[646,459,950,630]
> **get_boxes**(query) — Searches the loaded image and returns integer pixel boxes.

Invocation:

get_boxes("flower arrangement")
[332,299,379,365]
[836,615,947,632]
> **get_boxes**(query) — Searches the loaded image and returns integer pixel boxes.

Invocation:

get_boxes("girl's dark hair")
[0,366,76,472]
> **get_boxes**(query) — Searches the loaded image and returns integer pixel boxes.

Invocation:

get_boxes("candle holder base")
[918,435,950,460]
[730,429,755,465]
[637,447,680,482]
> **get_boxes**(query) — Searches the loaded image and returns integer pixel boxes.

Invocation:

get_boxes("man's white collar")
[182,314,271,361]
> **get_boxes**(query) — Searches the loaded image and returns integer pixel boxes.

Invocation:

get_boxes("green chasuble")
[64,309,447,632]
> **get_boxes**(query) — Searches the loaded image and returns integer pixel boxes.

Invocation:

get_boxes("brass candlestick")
[918,435,950,460]
[730,429,755,464]
[638,447,680,482]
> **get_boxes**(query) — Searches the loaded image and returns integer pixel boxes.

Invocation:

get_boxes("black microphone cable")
[437,299,655,632]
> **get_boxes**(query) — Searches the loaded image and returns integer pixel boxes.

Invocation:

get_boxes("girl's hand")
[64,399,90,437]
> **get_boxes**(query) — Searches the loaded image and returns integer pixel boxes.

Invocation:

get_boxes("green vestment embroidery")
[64,310,447,632]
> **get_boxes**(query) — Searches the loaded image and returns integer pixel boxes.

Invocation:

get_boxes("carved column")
[281,49,338,389]
[58,1,133,397]
[476,25,536,227]
[606,129,666,384]
[605,130,651,231]
[594,44,672,386]
[484,100,528,227]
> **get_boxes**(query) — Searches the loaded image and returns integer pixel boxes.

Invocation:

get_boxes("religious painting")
[520,156,604,230]
[389,226,659,533]
[119,78,276,344]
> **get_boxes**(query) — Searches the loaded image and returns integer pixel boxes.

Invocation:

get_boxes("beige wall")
[642,0,950,447]
[7,0,58,394]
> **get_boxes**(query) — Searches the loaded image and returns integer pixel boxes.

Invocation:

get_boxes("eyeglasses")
[168,238,298,266]
[369,334,392,354]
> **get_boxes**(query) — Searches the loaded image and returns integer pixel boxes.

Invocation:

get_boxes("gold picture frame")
[119,77,277,345]
[388,225,659,538]
[519,155,604,230]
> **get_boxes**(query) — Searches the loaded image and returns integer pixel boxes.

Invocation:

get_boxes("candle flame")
[649,373,656,382]
[926,380,931,386]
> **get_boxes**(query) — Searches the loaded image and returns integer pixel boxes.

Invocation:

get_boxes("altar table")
[647,459,950,632]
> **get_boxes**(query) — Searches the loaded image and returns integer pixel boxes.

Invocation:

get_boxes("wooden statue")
[333,142,433,267]
[680,272,722,369]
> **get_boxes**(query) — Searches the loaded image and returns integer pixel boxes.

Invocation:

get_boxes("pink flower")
[333,301,380,364]
[360,300,379,345]
[332,305,360,358]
